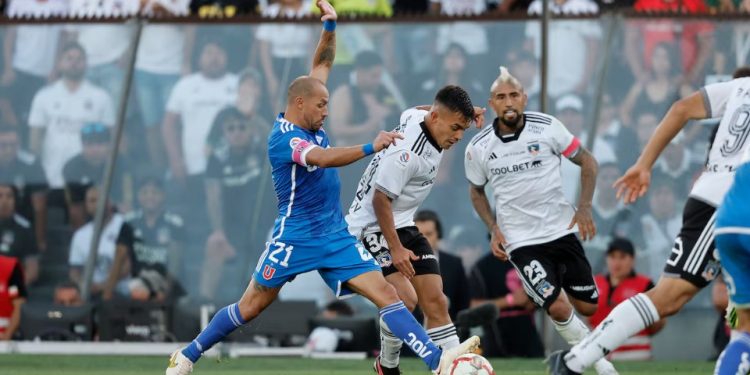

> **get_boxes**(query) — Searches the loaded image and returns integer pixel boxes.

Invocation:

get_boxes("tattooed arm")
[309,0,337,85]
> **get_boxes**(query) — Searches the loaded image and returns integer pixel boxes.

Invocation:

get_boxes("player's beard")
[499,110,522,129]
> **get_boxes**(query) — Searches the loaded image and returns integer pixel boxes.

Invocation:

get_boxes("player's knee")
[647,282,695,318]
[379,282,401,304]
[421,293,449,320]
[574,302,597,317]
[547,297,573,321]
[401,292,418,312]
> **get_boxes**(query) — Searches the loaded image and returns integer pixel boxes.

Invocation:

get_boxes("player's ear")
[294,96,304,109]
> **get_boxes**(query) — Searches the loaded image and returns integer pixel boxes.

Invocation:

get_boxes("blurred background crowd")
[0,0,745,358]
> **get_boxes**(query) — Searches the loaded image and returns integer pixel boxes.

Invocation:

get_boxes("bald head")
[287,76,326,103]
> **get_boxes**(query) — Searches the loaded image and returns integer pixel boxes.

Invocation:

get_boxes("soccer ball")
[449,353,495,375]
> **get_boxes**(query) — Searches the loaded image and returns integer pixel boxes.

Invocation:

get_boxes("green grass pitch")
[0,355,716,374]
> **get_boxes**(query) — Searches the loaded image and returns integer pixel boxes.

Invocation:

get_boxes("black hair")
[733,66,750,79]
[324,300,354,317]
[434,85,474,122]
[414,209,443,240]
[354,50,383,70]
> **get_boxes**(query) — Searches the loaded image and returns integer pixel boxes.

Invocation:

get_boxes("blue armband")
[323,20,336,32]
[362,143,375,156]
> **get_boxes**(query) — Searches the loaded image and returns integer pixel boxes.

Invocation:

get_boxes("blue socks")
[182,303,246,363]
[379,301,442,370]
[715,331,750,375]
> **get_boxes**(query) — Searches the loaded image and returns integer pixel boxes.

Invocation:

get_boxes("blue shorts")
[252,229,381,297]
[715,231,750,308]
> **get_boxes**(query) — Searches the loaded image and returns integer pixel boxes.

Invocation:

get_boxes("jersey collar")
[419,121,443,152]
[492,115,526,143]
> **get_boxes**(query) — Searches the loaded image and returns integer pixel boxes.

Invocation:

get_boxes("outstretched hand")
[613,163,652,204]
[317,0,337,22]
[373,131,404,152]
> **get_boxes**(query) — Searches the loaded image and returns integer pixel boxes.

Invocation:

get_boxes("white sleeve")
[464,143,487,186]
[399,108,427,128]
[28,90,48,128]
[373,150,419,199]
[549,118,581,159]
[701,80,735,118]
[165,78,187,114]
[68,230,86,266]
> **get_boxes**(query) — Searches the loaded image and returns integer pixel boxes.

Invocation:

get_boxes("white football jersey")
[465,112,582,252]
[691,77,750,206]
[346,109,443,238]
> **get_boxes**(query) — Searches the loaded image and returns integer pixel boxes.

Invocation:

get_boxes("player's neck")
[495,116,524,135]
[282,110,311,131]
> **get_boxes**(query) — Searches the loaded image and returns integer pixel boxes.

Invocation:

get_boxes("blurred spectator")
[595,0,635,11]
[63,23,131,108]
[590,238,665,361]
[468,249,544,357]
[135,22,195,168]
[506,50,540,111]
[28,42,115,191]
[256,0,312,110]
[0,254,26,340]
[528,0,599,14]
[141,0,190,16]
[53,281,83,307]
[392,0,429,14]
[329,51,399,146]
[106,176,185,302]
[637,174,681,279]
[305,300,355,353]
[620,43,680,125]
[2,8,64,130]
[68,0,139,17]
[414,210,470,321]
[62,123,133,228]
[0,125,48,252]
[588,162,636,271]
[635,111,660,150]
[430,0,494,15]
[311,0,393,17]
[163,39,237,183]
[68,185,129,299]
[190,0,259,17]
[625,2,714,90]
[0,185,39,286]
[655,136,695,190]
[525,8,601,97]
[5,0,68,18]
[596,93,640,173]
[449,225,488,273]
[420,44,484,105]
[200,106,274,301]
[707,0,750,12]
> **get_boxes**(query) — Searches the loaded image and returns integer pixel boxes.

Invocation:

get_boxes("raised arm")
[309,0,337,85]
[304,131,403,168]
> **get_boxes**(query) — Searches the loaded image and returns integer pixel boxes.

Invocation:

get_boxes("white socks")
[378,317,403,368]
[426,323,460,350]
[378,320,459,369]
[553,311,591,345]
[566,293,659,373]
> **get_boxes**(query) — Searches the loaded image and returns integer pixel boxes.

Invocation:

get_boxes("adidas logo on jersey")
[489,152,497,160]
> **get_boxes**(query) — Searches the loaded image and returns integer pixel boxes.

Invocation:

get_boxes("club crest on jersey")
[262,265,276,280]
[527,143,540,156]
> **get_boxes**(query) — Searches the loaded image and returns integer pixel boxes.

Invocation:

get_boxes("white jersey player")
[466,67,617,375]
[346,86,481,375]
[548,69,750,375]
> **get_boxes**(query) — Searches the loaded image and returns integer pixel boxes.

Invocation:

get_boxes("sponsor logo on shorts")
[569,285,596,292]
[262,265,276,280]
[536,280,555,298]
[421,254,437,261]
[376,252,393,267]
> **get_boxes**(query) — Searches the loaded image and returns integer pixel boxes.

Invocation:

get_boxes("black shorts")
[361,226,440,277]
[509,234,597,310]
[663,197,720,288]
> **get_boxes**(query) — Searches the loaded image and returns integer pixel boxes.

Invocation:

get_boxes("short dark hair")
[434,85,474,122]
[734,66,750,79]
[324,300,354,317]
[354,50,383,70]
[414,209,443,239]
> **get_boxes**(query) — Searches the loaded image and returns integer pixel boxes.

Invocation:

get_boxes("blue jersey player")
[165,2,479,374]
[714,145,750,375]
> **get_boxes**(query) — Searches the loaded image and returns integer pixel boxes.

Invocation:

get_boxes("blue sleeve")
[269,129,318,167]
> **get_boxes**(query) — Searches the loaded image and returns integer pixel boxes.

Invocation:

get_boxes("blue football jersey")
[717,161,750,230]
[267,114,347,240]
